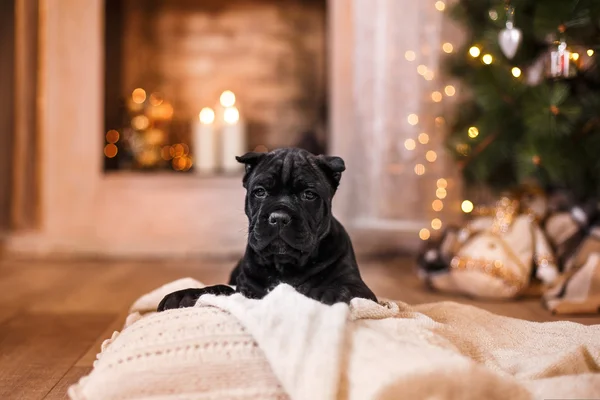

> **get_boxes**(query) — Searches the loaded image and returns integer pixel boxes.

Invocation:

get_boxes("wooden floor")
[1,257,599,400]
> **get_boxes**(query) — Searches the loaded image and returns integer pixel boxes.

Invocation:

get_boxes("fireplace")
[103,0,327,173]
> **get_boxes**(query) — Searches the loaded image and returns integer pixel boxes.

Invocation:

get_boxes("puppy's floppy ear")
[317,155,346,189]
[236,152,266,187]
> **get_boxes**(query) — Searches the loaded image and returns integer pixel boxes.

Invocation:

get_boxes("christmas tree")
[445,0,600,200]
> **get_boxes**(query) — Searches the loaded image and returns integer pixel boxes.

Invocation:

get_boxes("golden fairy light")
[104,143,118,158]
[587,49,594,56]
[436,187,447,199]
[511,67,522,77]
[482,54,493,64]
[407,114,419,125]
[434,1,445,11]
[424,71,435,81]
[199,107,215,124]
[431,218,442,230]
[149,92,163,106]
[461,200,474,213]
[469,46,481,58]
[417,65,428,76]
[220,90,236,107]
[184,156,193,171]
[571,53,580,61]
[405,50,416,61]
[132,115,150,130]
[436,178,448,188]
[224,107,240,124]
[173,144,185,158]
[426,150,437,162]
[431,91,443,102]
[132,88,146,104]
[414,164,426,175]
[404,139,416,150]
[161,145,172,160]
[419,228,431,240]
[444,85,456,96]
[468,126,479,138]
[105,129,119,143]
[418,133,430,144]
[442,43,454,53]
[432,199,444,212]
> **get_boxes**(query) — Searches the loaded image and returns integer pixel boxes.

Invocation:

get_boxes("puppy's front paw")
[157,285,235,312]
[308,287,352,305]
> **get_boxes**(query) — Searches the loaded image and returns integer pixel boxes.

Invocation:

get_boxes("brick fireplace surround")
[6,0,461,258]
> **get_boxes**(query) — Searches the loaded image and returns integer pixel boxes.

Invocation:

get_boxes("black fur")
[157,148,376,311]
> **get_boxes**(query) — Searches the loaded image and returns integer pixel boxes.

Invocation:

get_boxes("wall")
[118,0,326,150]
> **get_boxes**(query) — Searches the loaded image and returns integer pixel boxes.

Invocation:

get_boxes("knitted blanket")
[69,278,600,400]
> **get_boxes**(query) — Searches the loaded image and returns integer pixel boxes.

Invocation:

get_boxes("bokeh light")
[431,218,442,230]
[199,107,215,124]
[461,200,474,213]
[104,143,118,158]
[132,88,146,104]
[405,50,416,61]
[431,91,443,102]
[407,114,419,125]
[414,164,426,175]
[418,133,430,144]
[105,129,119,143]
[426,150,438,162]
[224,107,240,124]
[432,199,444,211]
[220,90,236,107]
[404,139,416,150]
[442,43,454,53]
[468,126,479,138]
[469,46,481,57]
[436,178,448,188]
[482,54,493,64]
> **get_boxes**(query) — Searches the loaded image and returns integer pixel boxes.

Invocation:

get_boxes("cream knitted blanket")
[69,278,600,400]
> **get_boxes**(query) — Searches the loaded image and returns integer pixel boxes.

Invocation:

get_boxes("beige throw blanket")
[69,279,600,400]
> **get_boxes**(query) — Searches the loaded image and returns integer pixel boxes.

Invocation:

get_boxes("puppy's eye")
[302,190,318,201]
[253,187,267,199]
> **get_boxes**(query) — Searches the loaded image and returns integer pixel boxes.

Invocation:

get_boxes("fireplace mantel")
[6,0,461,258]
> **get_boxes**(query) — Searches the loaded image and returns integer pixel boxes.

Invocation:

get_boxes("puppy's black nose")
[268,211,291,227]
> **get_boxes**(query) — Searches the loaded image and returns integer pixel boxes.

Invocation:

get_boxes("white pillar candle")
[193,107,218,174]
[221,106,246,173]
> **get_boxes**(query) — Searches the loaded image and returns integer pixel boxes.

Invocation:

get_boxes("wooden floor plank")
[0,312,114,400]
[44,367,91,400]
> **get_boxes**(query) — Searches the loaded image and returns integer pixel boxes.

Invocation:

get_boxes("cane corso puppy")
[157,148,377,311]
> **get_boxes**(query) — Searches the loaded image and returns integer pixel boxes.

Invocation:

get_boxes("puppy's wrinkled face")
[237,148,345,264]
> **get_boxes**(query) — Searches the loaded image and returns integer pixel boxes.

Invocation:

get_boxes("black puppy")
[158,148,376,311]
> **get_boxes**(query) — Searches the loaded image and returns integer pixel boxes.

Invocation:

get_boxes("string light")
[417,65,428,75]
[442,43,454,53]
[424,71,435,80]
[432,199,444,211]
[405,50,416,61]
[511,67,522,77]
[444,85,456,96]
[434,1,446,11]
[105,130,119,143]
[407,114,419,125]
[426,150,438,162]
[437,178,448,189]
[431,91,443,102]
[414,164,426,175]
[482,54,493,64]
[418,133,430,144]
[461,200,474,213]
[468,126,479,138]
[404,139,416,150]
[419,228,431,240]
[587,49,594,56]
[436,188,447,199]
[104,143,118,158]
[571,53,580,61]
[132,88,146,104]
[431,218,442,230]
[469,46,481,57]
